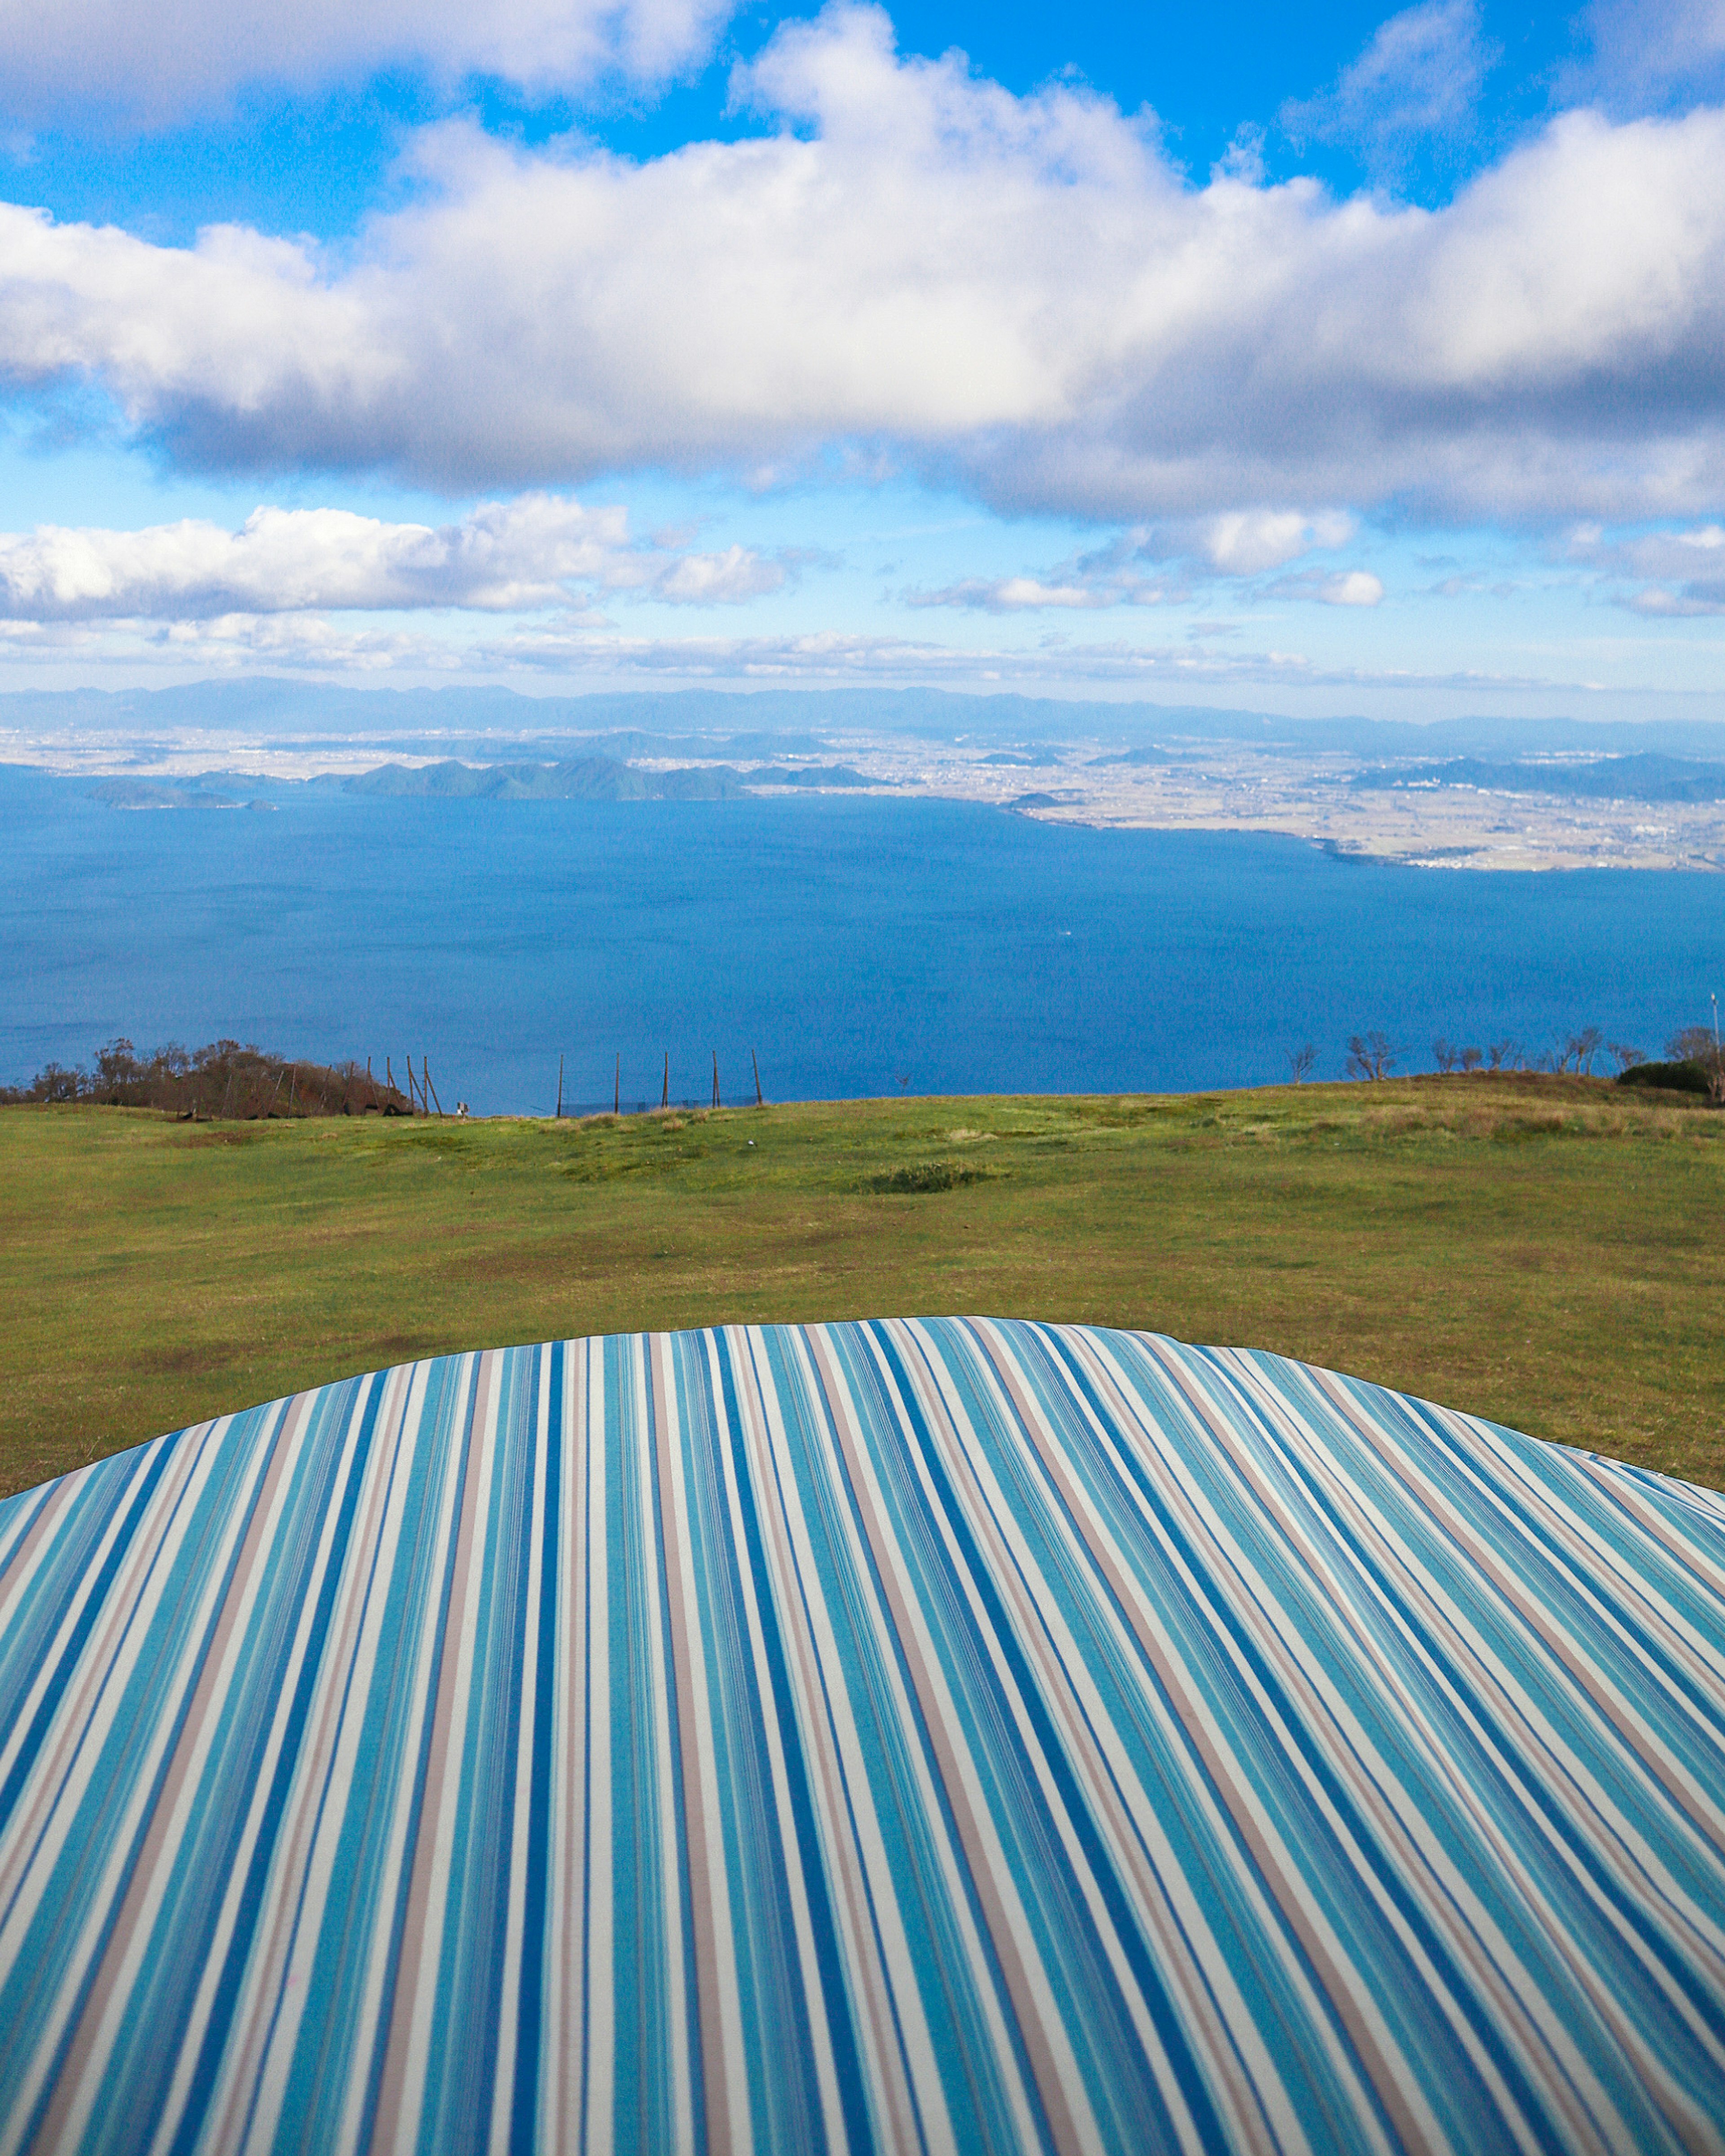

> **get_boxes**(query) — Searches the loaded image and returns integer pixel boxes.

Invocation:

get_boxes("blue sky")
[0,0,1721,720]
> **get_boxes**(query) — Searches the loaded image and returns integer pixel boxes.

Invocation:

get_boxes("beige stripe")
[802,1324,1048,2152]
[650,1330,743,2156]
[369,1352,493,2151]
[132,1384,395,2156]
[324,1363,472,2156]
[808,1323,1093,2156]
[743,1325,950,2156]
[895,1319,1261,2156]
[18,1401,302,2156]
[1120,1334,1630,2152]
[1067,1331,1457,2156]
[953,1319,1321,2156]
[203,1365,423,2150]
[721,1327,877,2155]
[570,1339,614,2154]
[0,1455,94,1613]
[0,1413,234,1928]
[1267,1360,1725,2102]
[485,1349,554,2156]
[1228,1349,1725,2134]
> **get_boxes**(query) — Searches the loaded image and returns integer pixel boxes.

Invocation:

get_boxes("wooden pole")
[712,1051,720,1109]
[662,1052,669,1109]
[556,1055,564,1119]
[385,1054,396,1100]
[752,1048,763,1107]
[615,1053,620,1117]
[423,1058,443,1116]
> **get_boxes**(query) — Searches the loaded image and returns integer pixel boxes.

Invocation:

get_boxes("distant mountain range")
[1354,754,1725,804]
[40,755,891,807]
[5,678,1725,762]
[327,757,752,801]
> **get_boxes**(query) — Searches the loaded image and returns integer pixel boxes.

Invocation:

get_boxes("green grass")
[3,1074,1721,1499]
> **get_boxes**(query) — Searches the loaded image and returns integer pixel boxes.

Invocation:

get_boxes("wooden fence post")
[615,1053,620,1117]
[661,1052,669,1109]
[712,1051,720,1109]
[556,1055,564,1119]
[423,1059,443,1116]
[752,1049,764,1107]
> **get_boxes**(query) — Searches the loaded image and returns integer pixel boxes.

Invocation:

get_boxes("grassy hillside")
[2,1075,1720,1500]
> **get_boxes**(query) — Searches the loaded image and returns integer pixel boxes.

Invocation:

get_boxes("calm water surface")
[2,784,1720,1113]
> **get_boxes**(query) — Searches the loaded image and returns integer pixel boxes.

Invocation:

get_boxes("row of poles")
[556,1050,765,1118]
[373,1054,446,1115]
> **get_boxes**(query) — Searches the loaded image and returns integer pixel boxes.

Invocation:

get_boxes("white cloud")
[0,610,1553,695]
[0,497,787,620]
[1263,566,1386,605]
[1203,511,1354,574]
[1281,1,1496,184]
[0,0,732,123]
[653,543,787,603]
[906,577,1121,612]
[1320,570,1385,606]
[1563,517,1725,611]
[907,509,1359,610]
[1561,0,1725,114]
[0,8,1722,526]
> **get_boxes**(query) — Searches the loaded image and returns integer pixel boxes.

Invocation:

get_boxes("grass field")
[2,1074,1721,1500]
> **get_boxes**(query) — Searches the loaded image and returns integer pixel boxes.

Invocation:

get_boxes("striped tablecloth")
[1,1319,1722,2156]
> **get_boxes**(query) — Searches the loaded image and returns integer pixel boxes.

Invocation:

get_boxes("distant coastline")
[6,682,1725,870]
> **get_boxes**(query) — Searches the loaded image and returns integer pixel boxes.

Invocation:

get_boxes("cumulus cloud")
[1266,567,1386,606]
[0,497,787,621]
[1280,0,1497,186]
[1568,518,1725,612]
[0,0,732,124]
[0,7,1722,526]
[1201,511,1355,574]
[906,509,1364,611]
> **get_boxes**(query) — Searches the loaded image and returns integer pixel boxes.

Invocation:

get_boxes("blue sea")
[2,780,1720,1113]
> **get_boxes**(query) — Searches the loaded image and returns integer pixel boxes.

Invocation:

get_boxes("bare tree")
[1487,1039,1521,1072]
[1565,1026,1603,1074]
[1460,1046,1482,1071]
[1668,1024,1725,1103]
[1345,1031,1395,1081]
[1607,1041,1643,1073]
[1668,1025,1719,1064]
[1432,1038,1458,1074]
[1285,1043,1316,1084]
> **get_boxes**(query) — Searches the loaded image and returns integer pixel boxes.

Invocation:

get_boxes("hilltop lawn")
[2,1074,1720,1499]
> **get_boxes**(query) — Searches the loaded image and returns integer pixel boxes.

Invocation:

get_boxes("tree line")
[1286,1024,1724,1101]
[0,1038,426,1118]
